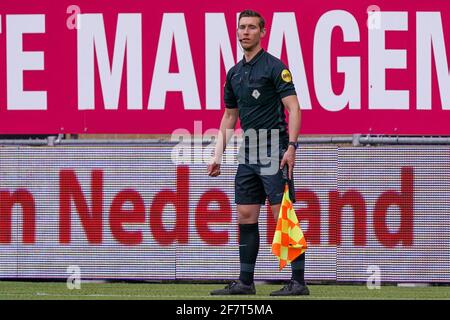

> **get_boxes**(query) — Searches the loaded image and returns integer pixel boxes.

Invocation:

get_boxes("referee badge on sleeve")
[281,69,292,83]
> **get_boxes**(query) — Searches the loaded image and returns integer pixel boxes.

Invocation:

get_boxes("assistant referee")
[208,9,309,296]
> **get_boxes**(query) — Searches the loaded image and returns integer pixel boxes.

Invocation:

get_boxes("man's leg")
[210,164,264,295]
[237,204,261,285]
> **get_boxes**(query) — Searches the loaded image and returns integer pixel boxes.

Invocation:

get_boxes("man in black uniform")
[208,10,309,296]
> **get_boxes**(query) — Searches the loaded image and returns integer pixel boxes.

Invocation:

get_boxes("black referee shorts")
[234,163,296,206]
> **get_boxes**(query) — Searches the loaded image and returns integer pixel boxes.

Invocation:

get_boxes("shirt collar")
[243,48,265,66]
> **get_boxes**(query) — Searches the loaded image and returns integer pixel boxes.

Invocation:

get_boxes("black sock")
[238,223,259,285]
[291,252,306,285]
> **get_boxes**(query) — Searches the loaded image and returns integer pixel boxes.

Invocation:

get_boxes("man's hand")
[280,146,296,179]
[208,158,222,177]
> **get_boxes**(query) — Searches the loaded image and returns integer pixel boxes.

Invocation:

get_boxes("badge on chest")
[252,89,261,100]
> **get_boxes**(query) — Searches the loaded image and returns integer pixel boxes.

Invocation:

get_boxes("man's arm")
[280,95,301,179]
[208,108,239,177]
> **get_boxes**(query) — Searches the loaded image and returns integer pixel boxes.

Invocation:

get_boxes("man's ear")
[261,28,266,38]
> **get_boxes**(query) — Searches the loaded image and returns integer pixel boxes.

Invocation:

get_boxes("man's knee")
[237,205,261,223]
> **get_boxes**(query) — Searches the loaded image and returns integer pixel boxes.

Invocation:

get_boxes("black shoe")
[270,280,310,296]
[210,280,256,295]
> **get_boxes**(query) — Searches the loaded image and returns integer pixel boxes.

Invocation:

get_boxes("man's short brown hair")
[238,10,265,30]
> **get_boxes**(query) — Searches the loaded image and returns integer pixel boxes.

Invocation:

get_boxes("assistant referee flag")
[271,184,308,270]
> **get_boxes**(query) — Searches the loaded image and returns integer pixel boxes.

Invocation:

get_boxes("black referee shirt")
[224,48,297,146]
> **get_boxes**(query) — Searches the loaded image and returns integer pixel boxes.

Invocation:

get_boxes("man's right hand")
[208,159,221,177]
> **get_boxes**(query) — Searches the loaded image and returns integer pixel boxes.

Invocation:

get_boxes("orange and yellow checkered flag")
[271,184,307,270]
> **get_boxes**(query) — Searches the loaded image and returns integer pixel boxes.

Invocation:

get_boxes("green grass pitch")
[0,281,448,300]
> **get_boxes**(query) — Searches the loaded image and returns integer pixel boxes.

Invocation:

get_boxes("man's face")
[237,17,265,51]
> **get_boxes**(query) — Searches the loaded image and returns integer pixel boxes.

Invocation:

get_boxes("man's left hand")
[280,146,296,180]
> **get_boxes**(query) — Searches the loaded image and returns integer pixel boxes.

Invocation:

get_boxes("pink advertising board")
[0,0,450,134]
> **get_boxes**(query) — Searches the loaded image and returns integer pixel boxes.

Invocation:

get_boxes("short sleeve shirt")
[224,48,296,143]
